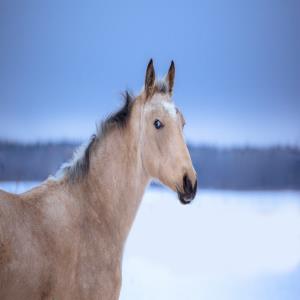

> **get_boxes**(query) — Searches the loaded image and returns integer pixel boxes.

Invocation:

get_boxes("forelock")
[154,79,169,94]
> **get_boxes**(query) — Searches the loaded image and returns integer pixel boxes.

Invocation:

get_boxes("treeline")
[0,142,75,182]
[189,145,300,190]
[0,141,299,190]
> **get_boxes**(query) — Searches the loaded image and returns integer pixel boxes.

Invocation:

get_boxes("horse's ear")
[166,60,175,95]
[145,59,155,98]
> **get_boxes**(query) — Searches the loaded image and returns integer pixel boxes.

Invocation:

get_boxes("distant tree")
[1,141,300,189]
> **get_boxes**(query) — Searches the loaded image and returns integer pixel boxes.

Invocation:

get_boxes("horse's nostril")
[178,174,197,204]
[183,174,193,194]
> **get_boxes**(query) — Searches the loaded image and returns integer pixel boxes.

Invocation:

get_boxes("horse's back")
[0,182,83,299]
[0,187,52,299]
[0,189,16,269]
[0,181,114,300]
[0,188,18,202]
[0,188,21,236]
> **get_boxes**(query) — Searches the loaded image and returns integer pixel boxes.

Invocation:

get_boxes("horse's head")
[137,60,197,204]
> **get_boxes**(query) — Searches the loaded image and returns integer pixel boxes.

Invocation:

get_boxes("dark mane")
[56,80,168,183]
[56,91,134,182]
[65,134,97,182]
[101,91,134,134]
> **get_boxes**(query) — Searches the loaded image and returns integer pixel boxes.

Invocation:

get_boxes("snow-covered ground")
[1,182,300,300]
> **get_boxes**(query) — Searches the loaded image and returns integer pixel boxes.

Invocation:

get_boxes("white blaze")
[146,96,176,119]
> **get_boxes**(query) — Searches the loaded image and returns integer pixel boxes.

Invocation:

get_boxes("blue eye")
[154,119,164,129]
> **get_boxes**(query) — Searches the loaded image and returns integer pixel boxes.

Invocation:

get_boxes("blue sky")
[0,0,299,146]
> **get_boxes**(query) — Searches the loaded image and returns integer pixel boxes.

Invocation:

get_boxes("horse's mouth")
[176,189,196,205]
[176,177,197,205]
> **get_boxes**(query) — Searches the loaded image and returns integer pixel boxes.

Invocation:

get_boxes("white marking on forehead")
[161,101,177,118]
[145,97,177,119]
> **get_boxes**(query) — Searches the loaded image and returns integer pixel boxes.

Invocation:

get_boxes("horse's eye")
[153,119,164,129]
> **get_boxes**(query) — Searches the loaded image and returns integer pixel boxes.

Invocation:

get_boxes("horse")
[0,60,197,300]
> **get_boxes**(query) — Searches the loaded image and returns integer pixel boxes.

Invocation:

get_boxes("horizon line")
[0,138,299,150]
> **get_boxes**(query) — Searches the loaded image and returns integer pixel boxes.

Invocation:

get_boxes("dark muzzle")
[177,174,197,205]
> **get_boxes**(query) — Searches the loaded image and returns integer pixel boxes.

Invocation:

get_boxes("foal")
[0,60,197,300]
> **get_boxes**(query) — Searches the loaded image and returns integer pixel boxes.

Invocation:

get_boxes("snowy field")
[1,182,300,300]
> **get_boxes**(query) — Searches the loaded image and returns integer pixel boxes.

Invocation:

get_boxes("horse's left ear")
[166,60,175,95]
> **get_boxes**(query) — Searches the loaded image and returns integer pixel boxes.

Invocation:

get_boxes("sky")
[0,0,299,146]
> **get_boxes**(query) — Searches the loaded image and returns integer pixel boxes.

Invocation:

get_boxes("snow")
[1,182,300,300]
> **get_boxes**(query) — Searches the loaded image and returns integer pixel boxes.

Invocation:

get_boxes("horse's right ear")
[144,59,155,99]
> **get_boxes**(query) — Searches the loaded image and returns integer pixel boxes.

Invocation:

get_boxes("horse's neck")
[72,128,149,246]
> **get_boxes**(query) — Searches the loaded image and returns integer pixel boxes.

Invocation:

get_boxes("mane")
[54,79,169,183]
[101,91,134,135]
[54,91,134,182]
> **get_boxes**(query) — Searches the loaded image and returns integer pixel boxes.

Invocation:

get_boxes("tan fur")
[0,61,196,299]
